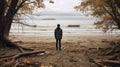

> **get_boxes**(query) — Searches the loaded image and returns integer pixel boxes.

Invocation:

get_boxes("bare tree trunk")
[0,0,6,47]
[0,22,4,47]
[3,18,12,36]
[0,0,19,47]
[0,0,29,51]
[0,0,33,51]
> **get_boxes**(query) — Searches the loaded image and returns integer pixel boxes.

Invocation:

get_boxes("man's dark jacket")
[54,28,63,39]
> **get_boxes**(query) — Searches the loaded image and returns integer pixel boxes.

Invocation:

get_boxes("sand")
[1,35,118,67]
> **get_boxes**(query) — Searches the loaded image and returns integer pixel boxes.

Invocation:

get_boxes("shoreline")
[9,35,118,48]
[9,34,118,41]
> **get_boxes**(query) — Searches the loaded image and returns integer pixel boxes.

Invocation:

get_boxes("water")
[10,20,120,36]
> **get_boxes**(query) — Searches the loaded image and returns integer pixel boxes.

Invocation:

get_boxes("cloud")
[43,0,80,12]
[33,0,82,14]
[33,10,84,16]
[31,0,96,21]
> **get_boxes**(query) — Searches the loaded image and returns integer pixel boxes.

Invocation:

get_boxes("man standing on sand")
[54,24,63,51]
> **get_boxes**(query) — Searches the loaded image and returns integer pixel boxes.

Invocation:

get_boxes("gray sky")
[32,0,95,20]
[33,0,82,15]
[43,0,81,13]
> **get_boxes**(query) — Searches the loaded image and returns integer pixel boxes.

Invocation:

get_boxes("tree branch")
[12,22,37,27]
[6,0,19,18]
[101,5,115,21]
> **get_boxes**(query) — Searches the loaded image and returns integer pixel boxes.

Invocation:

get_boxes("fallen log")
[90,59,120,66]
[106,42,120,55]
[14,50,45,59]
[0,50,45,61]
[19,46,34,51]
[0,55,14,59]
[0,52,5,55]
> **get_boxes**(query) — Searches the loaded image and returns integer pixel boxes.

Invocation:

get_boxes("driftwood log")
[0,50,45,61]
[105,42,120,55]
[88,41,120,67]
[90,59,120,66]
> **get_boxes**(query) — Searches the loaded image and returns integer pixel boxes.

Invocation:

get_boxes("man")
[54,24,63,51]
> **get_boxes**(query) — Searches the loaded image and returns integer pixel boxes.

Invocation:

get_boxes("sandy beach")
[3,35,118,67]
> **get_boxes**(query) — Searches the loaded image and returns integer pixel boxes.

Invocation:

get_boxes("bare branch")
[13,21,37,27]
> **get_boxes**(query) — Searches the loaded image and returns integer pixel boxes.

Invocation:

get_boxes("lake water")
[10,20,120,36]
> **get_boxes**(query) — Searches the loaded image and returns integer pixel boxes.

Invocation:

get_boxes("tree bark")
[0,0,6,47]
[0,0,36,51]
[0,22,4,47]
[3,18,13,36]
[0,0,22,48]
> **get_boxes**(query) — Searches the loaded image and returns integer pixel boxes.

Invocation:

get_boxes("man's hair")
[57,24,60,27]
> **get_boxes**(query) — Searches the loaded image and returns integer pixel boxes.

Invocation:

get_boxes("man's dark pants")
[56,39,61,51]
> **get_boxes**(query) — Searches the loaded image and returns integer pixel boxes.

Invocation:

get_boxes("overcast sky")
[33,0,82,15]
[43,0,81,13]
[31,0,95,20]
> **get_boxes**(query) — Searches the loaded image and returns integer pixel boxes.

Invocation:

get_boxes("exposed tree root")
[4,36,34,52]
[0,50,45,61]
[0,50,45,67]
[0,36,45,67]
